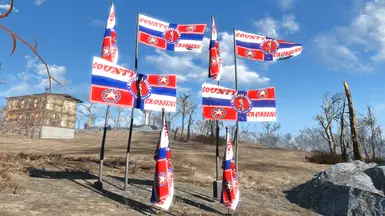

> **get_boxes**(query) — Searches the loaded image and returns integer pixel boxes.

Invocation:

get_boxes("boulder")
[286,160,385,216]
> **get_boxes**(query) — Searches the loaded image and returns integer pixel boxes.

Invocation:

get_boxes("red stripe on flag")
[247,87,276,100]
[155,159,170,200]
[147,75,177,88]
[236,46,264,61]
[177,24,206,34]
[139,32,167,49]
[202,106,237,121]
[89,85,135,108]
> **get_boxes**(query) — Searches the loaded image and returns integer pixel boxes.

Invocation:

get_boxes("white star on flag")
[159,175,166,184]
[106,91,117,100]
[259,90,267,97]
[103,47,110,55]
[246,50,253,57]
[214,109,223,116]
[160,76,168,84]
[149,37,157,44]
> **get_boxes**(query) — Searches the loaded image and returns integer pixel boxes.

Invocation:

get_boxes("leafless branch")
[0,0,64,91]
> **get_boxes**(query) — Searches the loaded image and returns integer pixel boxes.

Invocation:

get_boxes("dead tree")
[186,101,198,140]
[177,93,191,139]
[110,107,124,128]
[261,122,281,146]
[364,104,379,160]
[315,93,342,156]
[80,103,98,128]
[344,81,363,161]
[0,0,63,91]
[339,95,349,161]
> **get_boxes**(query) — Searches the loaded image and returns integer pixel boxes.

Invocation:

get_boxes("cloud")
[0,55,71,98]
[144,32,270,86]
[90,19,105,27]
[35,0,47,5]
[277,0,297,10]
[313,0,385,72]
[0,4,18,13]
[254,15,300,38]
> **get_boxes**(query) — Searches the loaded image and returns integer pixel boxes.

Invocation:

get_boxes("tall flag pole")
[209,15,222,198]
[94,1,118,190]
[232,28,240,176]
[221,126,240,210]
[124,11,140,191]
[151,108,174,210]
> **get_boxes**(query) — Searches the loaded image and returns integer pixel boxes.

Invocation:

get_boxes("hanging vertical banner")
[235,29,302,61]
[101,2,118,64]
[221,127,240,210]
[201,83,277,121]
[208,16,222,81]
[137,13,207,53]
[151,122,174,210]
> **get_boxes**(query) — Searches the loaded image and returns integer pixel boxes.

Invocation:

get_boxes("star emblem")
[149,37,157,44]
[225,182,232,191]
[106,91,117,100]
[160,76,168,84]
[103,47,110,55]
[211,58,217,65]
[214,109,223,116]
[258,89,268,98]
[158,174,166,184]
[246,50,254,57]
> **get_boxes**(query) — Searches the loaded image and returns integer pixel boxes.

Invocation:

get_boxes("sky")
[1,0,385,135]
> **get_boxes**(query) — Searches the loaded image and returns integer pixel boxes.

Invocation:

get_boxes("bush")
[305,151,345,165]
[190,134,227,146]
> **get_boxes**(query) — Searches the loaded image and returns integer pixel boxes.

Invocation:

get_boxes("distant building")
[4,93,83,139]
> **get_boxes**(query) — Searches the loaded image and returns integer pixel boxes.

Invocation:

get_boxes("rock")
[286,160,385,216]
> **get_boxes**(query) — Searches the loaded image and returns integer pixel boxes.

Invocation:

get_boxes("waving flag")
[151,121,174,210]
[235,29,302,61]
[221,127,239,210]
[201,83,277,122]
[127,73,177,112]
[138,13,206,53]
[101,2,118,64]
[90,57,137,107]
[208,16,222,81]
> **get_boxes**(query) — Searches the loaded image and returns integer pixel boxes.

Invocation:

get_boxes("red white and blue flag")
[221,127,239,210]
[201,83,277,122]
[208,16,222,81]
[235,29,302,61]
[127,73,177,112]
[90,57,137,107]
[90,57,177,111]
[101,2,118,64]
[138,13,206,53]
[151,121,174,210]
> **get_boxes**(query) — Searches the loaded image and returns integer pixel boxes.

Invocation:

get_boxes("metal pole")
[232,28,239,175]
[215,81,220,181]
[94,104,110,189]
[124,11,140,191]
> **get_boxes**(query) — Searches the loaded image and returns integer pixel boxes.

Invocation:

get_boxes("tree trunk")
[180,115,185,139]
[340,96,347,161]
[174,128,178,140]
[187,115,192,140]
[116,111,121,128]
[210,120,214,137]
[344,81,363,161]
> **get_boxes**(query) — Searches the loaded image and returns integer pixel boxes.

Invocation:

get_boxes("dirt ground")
[0,130,329,216]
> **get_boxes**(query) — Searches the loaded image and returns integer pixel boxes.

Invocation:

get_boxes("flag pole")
[232,28,239,177]
[124,11,140,191]
[94,1,114,190]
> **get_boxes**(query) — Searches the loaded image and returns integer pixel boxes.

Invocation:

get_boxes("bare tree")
[0,0,63,91]
[259,122,281,146]
[79,103,100,128]
[315,93,343,156]
[110,107,124,128]
[186,101,198,140]
[177,93,191,139]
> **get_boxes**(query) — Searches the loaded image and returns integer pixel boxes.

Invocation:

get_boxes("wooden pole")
[232,28,239,175]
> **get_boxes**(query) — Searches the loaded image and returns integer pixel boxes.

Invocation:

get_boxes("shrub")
[190,134,227,146]
[305,151,344,165]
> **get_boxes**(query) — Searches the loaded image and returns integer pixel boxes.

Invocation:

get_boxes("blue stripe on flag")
[202,97,276,107]
[238,112,247,121]
[133,98,145,110]
[236,40,302,49]
[166,23,178,51]
[223,160,231,169]
[104,29,111,37]
[264,54,273,61]
[209,40,216,48]
[157,147,167,159]
[91,75,176,96]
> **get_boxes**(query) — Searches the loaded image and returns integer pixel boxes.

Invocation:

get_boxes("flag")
[101,2,118,64]
[201,83,277,121]
[138,13,206,53]
[235,29,302,61]
[221,127,239,210]
[208,16,222,81]
[127,73,177,112]
[90,57,137,107]
[151,121,174,210]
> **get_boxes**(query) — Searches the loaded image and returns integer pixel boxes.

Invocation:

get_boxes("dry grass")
[0,130,329,215]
